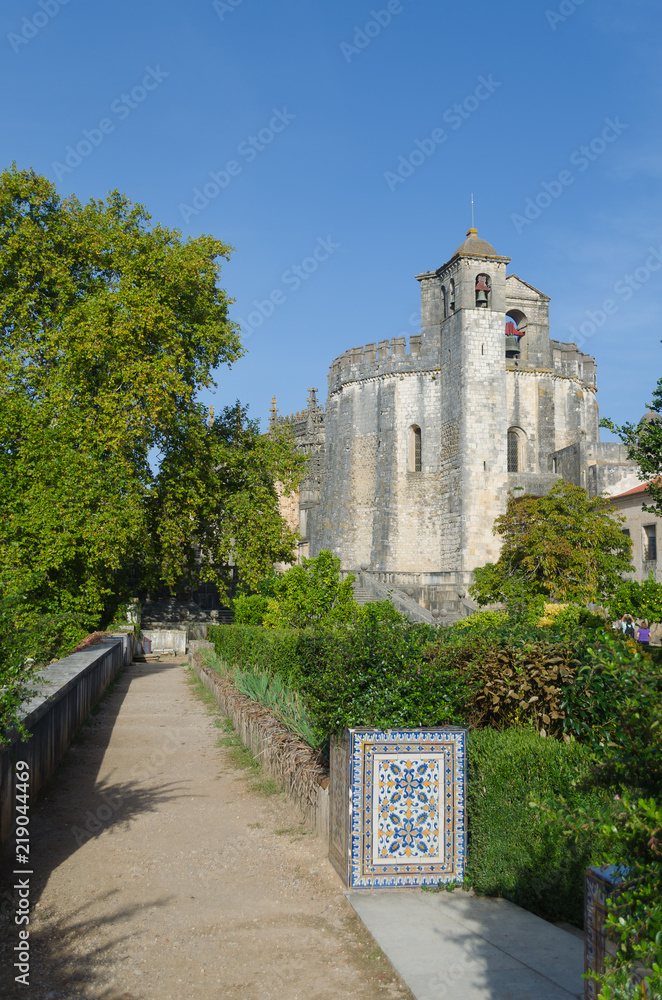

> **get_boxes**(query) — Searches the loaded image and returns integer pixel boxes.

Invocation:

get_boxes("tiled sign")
[330,728,467,889]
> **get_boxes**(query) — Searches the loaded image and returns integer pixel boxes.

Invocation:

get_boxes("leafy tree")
[0,166,301,663]
[470,482,633,606]
[607,573,662,623]
[262,550,358,629]
[150,402,304,600]
[602,380,662,515]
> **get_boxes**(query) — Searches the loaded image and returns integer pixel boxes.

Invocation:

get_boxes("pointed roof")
[415,227,510,282]
[453,227,499,258]
[506,273,550,300]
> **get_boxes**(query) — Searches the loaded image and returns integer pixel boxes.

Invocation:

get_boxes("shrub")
[452,609,508,631]
[466,727,609,924]
[261,550,358,629]
[233,594,270,625]
[294,607,460,745]
[208,623,303,686]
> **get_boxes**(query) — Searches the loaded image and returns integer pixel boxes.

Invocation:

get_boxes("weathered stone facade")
[276,230,637,611]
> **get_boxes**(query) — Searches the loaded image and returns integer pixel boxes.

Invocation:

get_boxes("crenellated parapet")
[328,334,437,394]
[550,340,597,388]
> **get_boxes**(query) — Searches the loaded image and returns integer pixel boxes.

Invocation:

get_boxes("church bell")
[505,335,521,358]
[475,275,490,307]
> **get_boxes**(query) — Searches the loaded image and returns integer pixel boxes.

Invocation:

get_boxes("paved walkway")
[347,889,585,1000]
[0,658,412,1000]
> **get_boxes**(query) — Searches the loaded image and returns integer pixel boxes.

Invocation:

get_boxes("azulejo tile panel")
[584,866,627,1000]
[331,728,466,889]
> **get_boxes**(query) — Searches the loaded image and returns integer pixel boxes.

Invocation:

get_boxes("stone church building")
[273,229,639,613]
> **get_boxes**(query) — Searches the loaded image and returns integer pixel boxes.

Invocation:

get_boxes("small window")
[552,457,558,474]
[644,525,657,561]
[449,279,455,312]
[441,285,448,319]
[621,528,631,538]
[507,431,519,472]
[409,426,422,472]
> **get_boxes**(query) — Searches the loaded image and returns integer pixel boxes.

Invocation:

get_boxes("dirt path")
[1,658,413,1000]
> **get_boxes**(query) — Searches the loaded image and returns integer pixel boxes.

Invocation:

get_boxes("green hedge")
[466,727,609,924]
[208,624,303,685]
[211,611,462,747]
[209,623,618,926]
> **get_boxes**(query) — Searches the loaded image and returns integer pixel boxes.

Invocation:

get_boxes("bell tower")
[417,228,512,594]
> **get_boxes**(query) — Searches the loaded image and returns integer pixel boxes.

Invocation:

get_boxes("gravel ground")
[0,658,414,1000]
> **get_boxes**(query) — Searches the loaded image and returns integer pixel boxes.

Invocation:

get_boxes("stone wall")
[609,490,662,583]
[552,440,638,496]
[0,635,137,849]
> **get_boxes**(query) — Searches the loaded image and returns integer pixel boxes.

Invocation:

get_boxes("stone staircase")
[351,573,467,626]
[351,582,378,606]
[212,608,234,625]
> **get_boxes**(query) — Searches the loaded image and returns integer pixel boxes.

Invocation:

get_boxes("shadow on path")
[0,660,188,998]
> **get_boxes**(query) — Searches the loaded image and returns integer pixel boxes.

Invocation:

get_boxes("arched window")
[449,279,455,312]
[409,426,422,472]
[507,427,526,473]
[506,308,527,333]
[476,274,491,308]
[441,285,448,318]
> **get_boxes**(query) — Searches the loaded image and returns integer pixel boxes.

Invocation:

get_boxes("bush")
[261,550,359,629]
[233,594,270,625]
[208,623,303,686]
[466,727,609,924]
[607,573,662,624]
[452,609,508,631]
[293,607,461,746]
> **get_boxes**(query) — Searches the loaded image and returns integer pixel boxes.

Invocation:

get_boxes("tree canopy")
[0,165,301,661]
[260,550,358,629]
[470,481,633,607]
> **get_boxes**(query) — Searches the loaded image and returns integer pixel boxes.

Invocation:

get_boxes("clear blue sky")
[2,0,660,433]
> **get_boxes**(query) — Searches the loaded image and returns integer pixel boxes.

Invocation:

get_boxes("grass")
[201,649,318,747]
[187,666,283,797]
[274,824,312,838]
